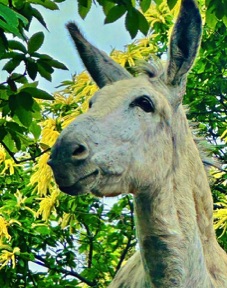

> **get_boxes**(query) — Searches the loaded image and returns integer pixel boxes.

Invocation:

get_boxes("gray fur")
[49,0,227,286]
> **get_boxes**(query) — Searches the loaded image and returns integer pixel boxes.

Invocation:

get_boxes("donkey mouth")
[59,169,100,195]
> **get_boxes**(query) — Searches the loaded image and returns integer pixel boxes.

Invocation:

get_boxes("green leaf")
[10,73,28,84]
[13,10,29,27]
[16,107,33,127]
[0,19,20,38]
[125,8,139,38]
[167,0,178,10]
[131,0,136,7]
[28,32,45,54]
[8,40,27,53]
[101,1,115,15]
[28,0,59,10]
[9,93,34,127]
[37,59,54,73]
[3,58,22,73]
[29,122,41,139]
[17,93,34,111]
[19,87,54,100]
[223,16,227,27]
[0,88,8,100]
[78,0,92,19]
[206,7,218,29]
[7,78,17,92]
[19,82,38,89]
[0,4,27,38]
[215,2,225,20]
[37,59,54,81]
[78,0,92,7]
[0,126,7,142]
[1,51,24,60]
[34,225,51,235]
[137,10,149,35]
[33,53,52,60]
[0,31,8,58]
[9,93,33,112]
[37,63,52,81]
[140,0,151,13]
[26,58,38,80]
[105,5,126,24]
[0,4,18,27]
[48,59,68,70]
[32,7,48,29]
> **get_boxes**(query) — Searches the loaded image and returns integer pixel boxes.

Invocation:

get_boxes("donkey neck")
[134,114,215,287]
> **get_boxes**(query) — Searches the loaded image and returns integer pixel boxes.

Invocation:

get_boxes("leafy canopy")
[0,0,227,287]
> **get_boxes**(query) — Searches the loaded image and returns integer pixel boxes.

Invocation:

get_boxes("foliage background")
[0,0,227,287]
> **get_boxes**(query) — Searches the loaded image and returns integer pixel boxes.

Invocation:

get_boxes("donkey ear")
[66,22,132,88]
[166,0,202,86]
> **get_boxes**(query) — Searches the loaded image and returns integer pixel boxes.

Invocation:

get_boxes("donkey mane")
[133,59,164,79]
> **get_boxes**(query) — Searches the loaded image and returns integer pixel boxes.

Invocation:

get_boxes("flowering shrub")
[0,0,227,286]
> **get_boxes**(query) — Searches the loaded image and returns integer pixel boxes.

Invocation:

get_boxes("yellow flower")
[144,3,169,26]
[54,93,76,105]
[111,45,145,68]
[111,50,127,67]
[13,190,36,216]
[0,216,11,240]
[41,118,57,130]
[30,153,53,196]
[41,128,59,147]
[73,71,94,89]
[40,119,59,147]
[61,111,81,129]
[60,212,71,229]
[211,168,227,185]
[0,247,20,270]
[1,159,16,175]
[0,146,6,164]
[213,197,227,237]
[221,129,227,143]
[14,190,27,207]
[36,190,60,221]
[169,0,181,17]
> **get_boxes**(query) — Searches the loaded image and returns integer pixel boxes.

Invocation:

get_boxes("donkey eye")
[130,96,155,113]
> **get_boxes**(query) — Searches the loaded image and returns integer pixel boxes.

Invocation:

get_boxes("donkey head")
[48,0,202,197]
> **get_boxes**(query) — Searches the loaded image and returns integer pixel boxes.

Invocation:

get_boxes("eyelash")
[130,96,155,113]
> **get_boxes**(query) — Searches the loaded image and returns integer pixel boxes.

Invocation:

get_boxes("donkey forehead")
[91,76,171,109]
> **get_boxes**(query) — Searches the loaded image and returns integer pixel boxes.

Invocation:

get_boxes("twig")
[0,141,50,164]
[34,255,97,287]
[203,160,227,173]
[115,195,135,274]
[83,222,93,269]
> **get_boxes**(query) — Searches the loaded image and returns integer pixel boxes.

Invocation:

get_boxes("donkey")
[48,0,227,286]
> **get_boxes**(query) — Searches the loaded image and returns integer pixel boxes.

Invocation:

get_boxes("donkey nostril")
[72,144,88,159]
[73,145,85,156]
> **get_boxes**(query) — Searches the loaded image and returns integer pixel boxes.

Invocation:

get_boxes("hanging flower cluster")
[0,247,20,270]
[213,196,227,237]
[1,1,224,274]
[0,216,21,269]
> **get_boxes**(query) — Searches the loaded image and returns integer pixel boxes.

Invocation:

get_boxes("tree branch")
[115,196,135,274]
[0,141,50,164]
[34,255,97,287]
[83,222,94,269]
[202,160,227,172]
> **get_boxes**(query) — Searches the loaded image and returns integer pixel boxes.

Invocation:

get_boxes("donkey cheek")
[91,144,131,173]
[91,152,127,175]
